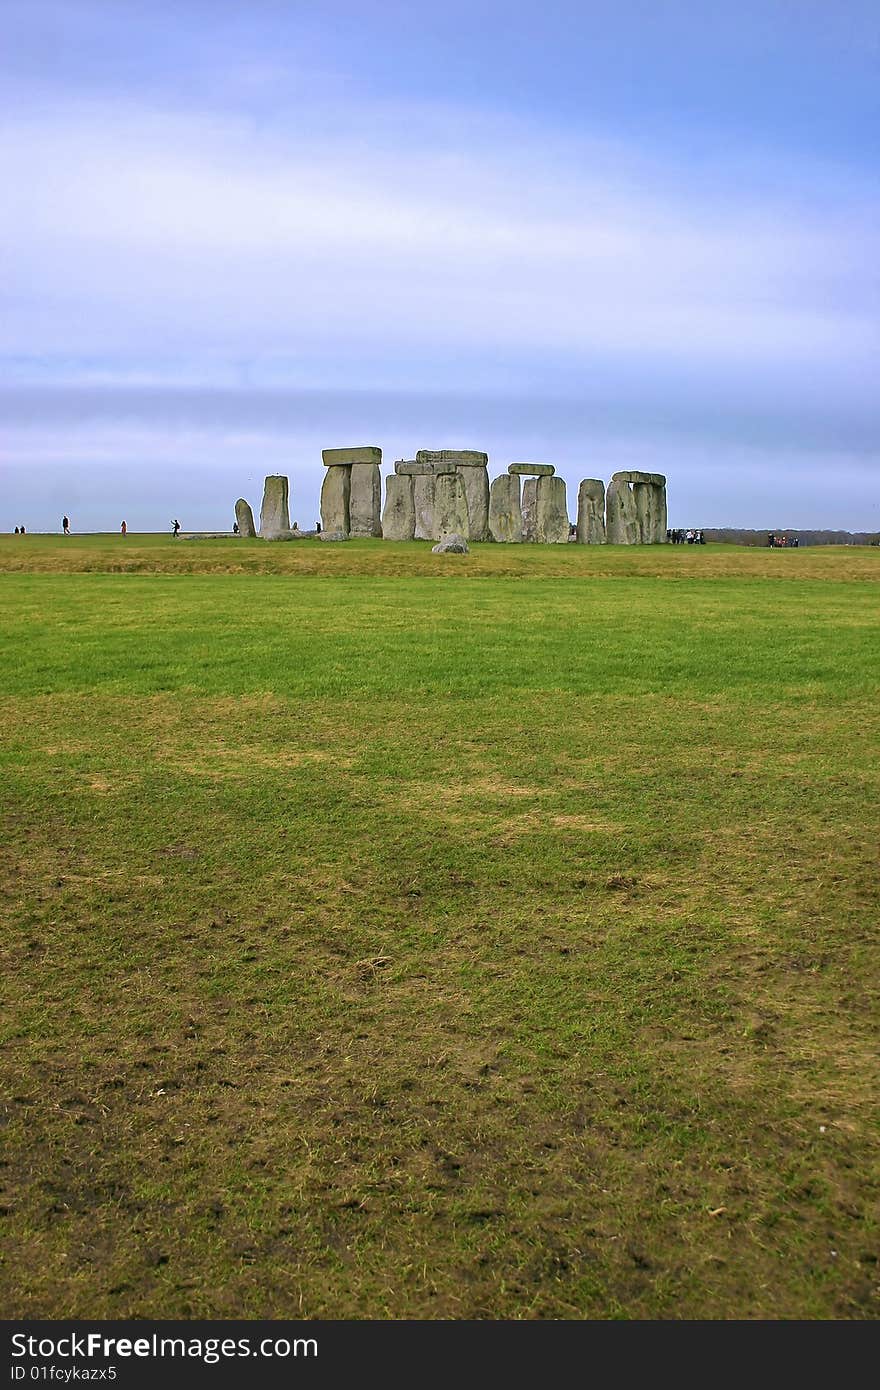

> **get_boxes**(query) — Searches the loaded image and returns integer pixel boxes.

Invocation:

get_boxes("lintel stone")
[322,446,382,467]
[508,463,555,476]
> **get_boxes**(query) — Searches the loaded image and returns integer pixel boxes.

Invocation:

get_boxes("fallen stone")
[433,471,470,539]
[260,475,290,537]
[349,462,383,537]
[508,463,555,476]
[416,449,488,468]
[234,498,256,537]
[431,533,469,553]
[322,446,382,467]
[319,529,349,542]
[521,477,538,541]
[534,475,569,544]
[320,465,351,536]
[382,474,415,541]
[576,479,606,544]
[489,474,523,543]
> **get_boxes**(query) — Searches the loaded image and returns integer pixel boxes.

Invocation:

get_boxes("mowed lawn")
[1,535,878,1319]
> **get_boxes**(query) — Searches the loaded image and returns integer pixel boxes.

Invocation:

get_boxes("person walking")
[121,520,127,536]
[62,515,70,535]
[172,519,180,537]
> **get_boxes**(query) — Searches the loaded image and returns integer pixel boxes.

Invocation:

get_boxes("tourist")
[62,515,70,535]
[121,520,127,536]
[232,521,239,534]
[172,519,180,537]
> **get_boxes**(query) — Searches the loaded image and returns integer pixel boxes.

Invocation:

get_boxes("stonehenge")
[576,480,606,545]
[237,459,668,547]
[606,471,667,544]
[319,447,383,538]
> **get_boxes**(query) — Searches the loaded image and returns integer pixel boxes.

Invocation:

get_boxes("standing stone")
[458,464,489,541]
[605,478,641,544]
[489,474,522,543]
[349,463,383,538]
[521,478,538,541]
[321,465,351,536]
[433,471,470,540]
[260,475,290,537]
[382,474,415,541]
[534,475,569,544]
[575,480,606,544]
[413,472,436,540]
[652,479,668,542]
[235,498,256,538]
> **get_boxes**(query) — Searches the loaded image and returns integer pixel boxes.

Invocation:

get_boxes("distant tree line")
[700,528,880,547]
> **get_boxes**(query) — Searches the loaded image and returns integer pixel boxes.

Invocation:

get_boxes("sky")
[2,0,878,532]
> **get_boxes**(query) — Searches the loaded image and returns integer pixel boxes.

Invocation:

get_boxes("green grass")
[1,535,878,1318]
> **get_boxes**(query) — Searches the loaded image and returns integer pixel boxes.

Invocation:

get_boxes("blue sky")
[2,0,878,531]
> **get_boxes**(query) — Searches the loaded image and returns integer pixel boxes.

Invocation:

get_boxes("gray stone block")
[413,472,436,540]
[489,474,522,543]
[605,478,641,544]
[534,475,569,544]
[321,465,351,536]
[431,533,469,553]
[575,479,606,544]
[394,459,435,476]
[521,477,538,541]
[234,498,256,538]
[416,449,488,468]
[349,462,383,537]
[508,463,555,476]
[260,475,290,538]
[382,474,415,541]
[459,463,489,541]
[322,446,382,467]
[434,471,470,539]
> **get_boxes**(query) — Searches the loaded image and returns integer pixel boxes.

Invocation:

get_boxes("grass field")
[1,534,878,1319]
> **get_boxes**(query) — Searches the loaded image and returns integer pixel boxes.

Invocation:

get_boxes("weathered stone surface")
[235,498,256,537]
[318,529,349,542]
[575,479,606,544]
[534,475,569,544]
[432,533,469,553]
[652,481,668,541]
[508,463,555,477]
[349,463,382,537]
[459,463,489,541]
[322,446,382,467]
[413,472,436,540]
[433,471,470,539]
[320,465,350,536]
[382,474,415,541]
[521,477,538,541]
[394,459,435,476]
[416,449,487,468]
[611,470,666,487]
[489,474,522,543]
[260,475,290,537]
[605,478,641,544]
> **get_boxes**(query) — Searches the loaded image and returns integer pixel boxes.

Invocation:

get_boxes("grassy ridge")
[1,540,878,1318]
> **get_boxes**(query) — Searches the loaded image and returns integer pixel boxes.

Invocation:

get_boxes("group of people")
[667,528,706,544]
[768,534,799,548]
[12,525,27,534]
